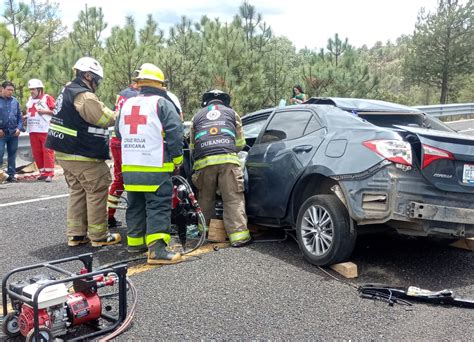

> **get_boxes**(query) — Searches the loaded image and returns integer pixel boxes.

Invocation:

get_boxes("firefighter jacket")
[46,78,115,161]
[116,90,184,192]
[190,100,246,170]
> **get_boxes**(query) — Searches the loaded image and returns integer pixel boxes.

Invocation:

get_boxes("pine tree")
[69,5,106,57]
[404,0,474,103]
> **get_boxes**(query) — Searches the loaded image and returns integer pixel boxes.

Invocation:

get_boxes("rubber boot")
[90,232,122,247]
[108,216,122,229]
[147,239,182,265]
[231,237,252,248]
[127,245,147,254]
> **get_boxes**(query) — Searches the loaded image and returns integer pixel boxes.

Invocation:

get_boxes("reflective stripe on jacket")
[45,79,110,160]
[117,93,184,192]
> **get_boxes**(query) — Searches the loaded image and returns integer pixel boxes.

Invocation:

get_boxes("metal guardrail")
[414,103,474,118]
[16,132,33,164]
[1,132,34,166]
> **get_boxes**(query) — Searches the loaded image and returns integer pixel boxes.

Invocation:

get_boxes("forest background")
[1,0,472,119]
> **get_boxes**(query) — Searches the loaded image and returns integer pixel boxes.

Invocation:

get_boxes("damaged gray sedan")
[241,98,474,266]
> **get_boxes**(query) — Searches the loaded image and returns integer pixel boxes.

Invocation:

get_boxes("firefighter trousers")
[59,160,112,240]
[126,177,173,248]
[192,163,250,244]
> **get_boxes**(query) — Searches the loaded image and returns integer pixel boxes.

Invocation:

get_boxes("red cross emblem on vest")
[28,104,38,117]
[124,105,147,134]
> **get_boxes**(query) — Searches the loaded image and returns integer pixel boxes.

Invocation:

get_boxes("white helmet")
[73,57,104,78]
[28,79,44,89]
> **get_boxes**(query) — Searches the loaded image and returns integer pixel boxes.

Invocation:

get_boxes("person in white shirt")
[25,79,56,182]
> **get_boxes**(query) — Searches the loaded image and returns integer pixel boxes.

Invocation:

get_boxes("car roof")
[243,107,275,117]
[305,97,422,114]
[242,107,275,123]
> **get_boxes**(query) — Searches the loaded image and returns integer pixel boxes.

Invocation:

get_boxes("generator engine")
[3,272,116,341]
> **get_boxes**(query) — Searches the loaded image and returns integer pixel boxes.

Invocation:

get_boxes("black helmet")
[201,89,231,107]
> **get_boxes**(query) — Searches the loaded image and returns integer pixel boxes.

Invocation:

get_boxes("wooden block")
[330,262,358,278]
[208,219,228,242]
[450,238,474,251]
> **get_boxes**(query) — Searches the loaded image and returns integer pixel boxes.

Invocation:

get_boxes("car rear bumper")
[338,163,474,238]
[408,201,474,224]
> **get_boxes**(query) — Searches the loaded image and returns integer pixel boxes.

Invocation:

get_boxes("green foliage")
[0,22,24,84]
[100,15,163,107]
[299,34,379,99]
[404,0,474,103]
[69,5,106,57]
[1,0,472,114]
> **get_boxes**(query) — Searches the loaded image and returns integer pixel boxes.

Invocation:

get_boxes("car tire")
[296,194,356,266]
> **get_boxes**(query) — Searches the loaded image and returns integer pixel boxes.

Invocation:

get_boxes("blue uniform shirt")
[0,96,23,135]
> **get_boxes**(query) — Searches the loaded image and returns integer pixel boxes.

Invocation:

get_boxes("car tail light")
[421,144,454,169]
[363,140,412,166]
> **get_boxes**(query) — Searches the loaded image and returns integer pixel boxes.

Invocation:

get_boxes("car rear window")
[358,113,453,132]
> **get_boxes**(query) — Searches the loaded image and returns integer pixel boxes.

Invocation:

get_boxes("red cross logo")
[28,105,38,117]
[124,105,147,134]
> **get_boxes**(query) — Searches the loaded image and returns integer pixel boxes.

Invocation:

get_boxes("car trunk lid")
[395,125,474,193]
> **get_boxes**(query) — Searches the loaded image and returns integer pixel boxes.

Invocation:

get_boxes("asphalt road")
[0,176,473,341]
[446,118,474,136]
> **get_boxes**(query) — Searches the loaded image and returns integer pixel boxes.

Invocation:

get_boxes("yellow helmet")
[133,63,165,83]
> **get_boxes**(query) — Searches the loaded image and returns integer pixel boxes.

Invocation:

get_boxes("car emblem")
[433,173,452,179]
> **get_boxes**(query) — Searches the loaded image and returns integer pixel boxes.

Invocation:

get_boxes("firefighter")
[25,79,56,182]
[45,57,121,247]
[190,89,251,247]
[107,81,139,229]
[116,63,184,264]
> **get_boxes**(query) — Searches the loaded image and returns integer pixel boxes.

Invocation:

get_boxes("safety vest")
[45,81,109,160]
[192,103,240,170]
[26,94,53,133]
[119,95,174,192]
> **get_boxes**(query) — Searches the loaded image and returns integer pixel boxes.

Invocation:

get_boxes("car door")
[246,108,324,218]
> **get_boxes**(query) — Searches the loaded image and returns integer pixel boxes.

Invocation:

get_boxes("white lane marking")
[0,194,69,208]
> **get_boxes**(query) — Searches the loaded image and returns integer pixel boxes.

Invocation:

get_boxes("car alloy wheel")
[301,205,334,256]
[296,194,357,266]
